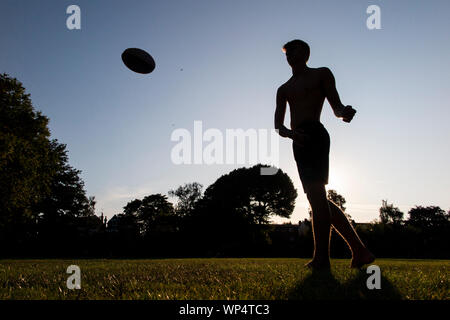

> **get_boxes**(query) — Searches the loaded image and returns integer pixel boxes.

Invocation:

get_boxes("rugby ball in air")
[121,48,156,74]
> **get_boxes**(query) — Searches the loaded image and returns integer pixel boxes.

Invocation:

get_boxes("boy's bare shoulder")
[316,67,333,78]
[278,75,297,90]
[277,81,289,95]
[277,67,332,92]
[311,67,331,75]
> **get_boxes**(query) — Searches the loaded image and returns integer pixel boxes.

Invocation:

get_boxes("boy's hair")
[282,39,310,62]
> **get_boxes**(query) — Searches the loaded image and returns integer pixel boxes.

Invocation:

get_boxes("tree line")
[1,73,449,258]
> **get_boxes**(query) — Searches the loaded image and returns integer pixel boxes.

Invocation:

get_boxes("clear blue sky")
[1,0,450,222]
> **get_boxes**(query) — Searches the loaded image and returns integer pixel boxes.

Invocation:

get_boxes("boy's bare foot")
[305,259,331,270]
[350,249,375,269]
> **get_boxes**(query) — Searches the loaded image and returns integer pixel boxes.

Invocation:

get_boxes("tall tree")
[169,182,203,217]
[379,200,404,225]
[0,73,94,248]
[0,73,54,230]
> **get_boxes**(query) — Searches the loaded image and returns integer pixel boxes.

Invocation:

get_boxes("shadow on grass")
[287,268,402,300]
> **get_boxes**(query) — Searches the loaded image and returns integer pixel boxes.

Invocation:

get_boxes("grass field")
[0,258,448,300]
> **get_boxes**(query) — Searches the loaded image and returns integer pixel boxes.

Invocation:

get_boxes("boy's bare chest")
[285,74,323,100]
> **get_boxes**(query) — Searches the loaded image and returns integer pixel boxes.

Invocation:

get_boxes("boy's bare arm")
[274,86,293,138]
[321,67,356,122]
[274,86,310,146]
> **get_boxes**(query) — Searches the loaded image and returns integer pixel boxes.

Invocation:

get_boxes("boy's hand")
[342,105,356,123]
[292,129,310,147]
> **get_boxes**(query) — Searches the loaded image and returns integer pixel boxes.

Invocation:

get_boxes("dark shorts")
[292,121,330,194]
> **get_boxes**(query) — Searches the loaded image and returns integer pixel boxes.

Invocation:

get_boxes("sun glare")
[327,169,348,192]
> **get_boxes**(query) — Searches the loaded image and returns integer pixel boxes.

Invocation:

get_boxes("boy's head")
[282,39,310,66]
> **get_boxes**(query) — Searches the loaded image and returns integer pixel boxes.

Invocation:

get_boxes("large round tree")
[202,164,297,224]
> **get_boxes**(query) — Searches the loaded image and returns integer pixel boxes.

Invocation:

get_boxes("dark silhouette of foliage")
[407,206,449,229]
[1,74,54,230]
[169,182,203,217]
[34,140,94,219]
[176,164,297,256]
[379,200,404,225]
[0,74,96,256]
[108,213,139,236]
[201,164,297,224]
[121,194,175,236]
[327,189,346,212]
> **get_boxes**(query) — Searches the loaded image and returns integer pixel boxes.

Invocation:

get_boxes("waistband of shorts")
[293,121,324,130]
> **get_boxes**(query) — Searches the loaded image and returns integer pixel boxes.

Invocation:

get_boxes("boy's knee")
[306,185,328,208]
[305,182,326,203]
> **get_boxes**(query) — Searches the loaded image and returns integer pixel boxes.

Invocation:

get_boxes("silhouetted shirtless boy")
[274,39,375,269]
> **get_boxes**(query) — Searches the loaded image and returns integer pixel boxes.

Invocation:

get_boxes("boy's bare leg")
[304,183,375,270]
[305,183,332,269]
[328,200,375,268]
